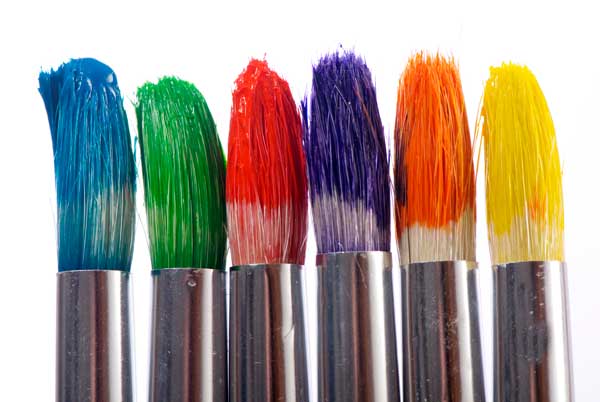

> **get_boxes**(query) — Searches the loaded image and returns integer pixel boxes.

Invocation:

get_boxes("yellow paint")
[478,63,564,264]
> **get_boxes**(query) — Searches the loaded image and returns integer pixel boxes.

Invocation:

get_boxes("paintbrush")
[303,51,400,402]
[39,58,136,402]
[227,59,310,402]
[394,53,485,402]
[136,77,228,402]
[479,63,573,402]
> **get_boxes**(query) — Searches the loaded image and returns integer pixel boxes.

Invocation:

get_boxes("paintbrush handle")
[316,252,400,402]
[401,261,486,402]
[56,270,134,402]
[493,261,573,402]
[149,268,228,402]
[229,264,310,402]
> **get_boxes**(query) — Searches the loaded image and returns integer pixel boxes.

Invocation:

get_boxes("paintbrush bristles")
[39,58,136,272]
[227,59,308,266]
[303,52,390,254]
[136,77,227,270]
[394,54,475,265]
[479,63,564,265]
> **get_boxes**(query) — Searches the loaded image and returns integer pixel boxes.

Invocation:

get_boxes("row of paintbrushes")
[40,52,572,402]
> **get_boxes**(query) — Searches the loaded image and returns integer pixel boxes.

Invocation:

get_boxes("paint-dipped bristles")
[478,63,564,265]
[39,58,136,272]
[303,51,390,254]
[136,77,227,270]
[394,53,475,265]
[227,59,308,266]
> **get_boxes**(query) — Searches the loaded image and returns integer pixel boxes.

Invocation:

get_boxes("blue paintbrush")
[39,58,136,402]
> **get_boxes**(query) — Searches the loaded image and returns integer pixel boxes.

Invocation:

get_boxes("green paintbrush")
[136,77,227,402]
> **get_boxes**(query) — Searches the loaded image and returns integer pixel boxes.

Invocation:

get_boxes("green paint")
[136,77,227,269]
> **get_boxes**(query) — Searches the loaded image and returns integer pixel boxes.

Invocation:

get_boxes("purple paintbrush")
[303,51,400,402]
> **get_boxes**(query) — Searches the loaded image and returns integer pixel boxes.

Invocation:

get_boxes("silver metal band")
[493,261,573,402]
[56,270,133,402]
[229,264,310,402]
[401,261,485,402]
[316,251,400,402]
[149,268,228,402]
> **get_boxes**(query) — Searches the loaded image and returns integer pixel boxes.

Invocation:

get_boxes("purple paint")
[302,51,390,253]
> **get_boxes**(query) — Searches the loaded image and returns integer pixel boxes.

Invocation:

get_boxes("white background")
[1,0,599,400]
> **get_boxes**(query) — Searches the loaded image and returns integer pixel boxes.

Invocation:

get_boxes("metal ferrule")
[149,268,227,402]
[401,261,486,402]
[57,270,134,402]
[493,261,573,402]
[229,264,310,402]
[316,251,400,402]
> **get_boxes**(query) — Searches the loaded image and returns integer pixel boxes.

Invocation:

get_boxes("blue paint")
[39,58,136,271]
[303,51,390,253]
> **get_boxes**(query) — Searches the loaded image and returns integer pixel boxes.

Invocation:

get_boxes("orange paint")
[528,191,547,222]
[394,53,475,236]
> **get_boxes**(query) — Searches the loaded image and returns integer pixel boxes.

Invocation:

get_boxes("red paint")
[227,59,308,265]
